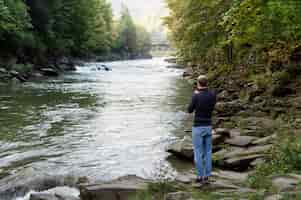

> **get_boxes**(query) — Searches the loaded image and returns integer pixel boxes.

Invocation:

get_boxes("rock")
[214,128,231,138]
[39,68,59,77]
[182,68,193,77]
[167,137,193,160]
[164,58,177,63]
[225,136,259,147]
[167,64,184,69]
[80,175,148,200]
[30,191,79,200]
[9,70,19,77]
[30,193,57,200]
[224,154,265,170]
[0,68,7,73]
[212,170,248,183]
[9,70,27,82]
[192,179,241,190]
[229,129,241,137]
[217,90,230,101]
[252,134,276,145]
[213,145,272,170]
[175,173,196,184]
[165,192,192,200]
[237,117,276,136]
[215,100,244,117]
[224,145,272,158]
[272,175,301,192]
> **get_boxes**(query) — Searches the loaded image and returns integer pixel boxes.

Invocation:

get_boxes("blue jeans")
[192,126,212,177]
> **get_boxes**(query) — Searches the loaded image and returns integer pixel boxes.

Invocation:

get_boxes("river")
[0,58,193,197]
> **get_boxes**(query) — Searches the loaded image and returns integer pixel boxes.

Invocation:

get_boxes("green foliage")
[0,0,151,67]
[0,0,33,48]
[247,132,301,190]
[165,0,301,87]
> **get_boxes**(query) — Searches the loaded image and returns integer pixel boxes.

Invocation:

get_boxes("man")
[188,75,217,184]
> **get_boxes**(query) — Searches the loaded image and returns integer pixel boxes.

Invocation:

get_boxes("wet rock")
[183,68,193,78]
[80,175,148,200]
[272,175,301,192]
[167,64,184,69]
[167,137,193,160]
[165,191,192,200]
[0,67,7,73]
[164,58,177,63]
[30,190,79,200]
[39,68,59,77]
[30,193,57,200]
[9,70,27,82]
[225,136,259,147]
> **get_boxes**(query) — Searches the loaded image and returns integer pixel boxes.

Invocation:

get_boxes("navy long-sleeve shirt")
[188,88,217,127]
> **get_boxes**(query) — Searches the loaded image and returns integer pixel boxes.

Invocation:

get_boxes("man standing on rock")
[188,75,217,184]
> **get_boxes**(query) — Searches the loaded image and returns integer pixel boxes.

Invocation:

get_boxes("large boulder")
[213,145,272,171]
[30,193,57,200]
[79,175,148,200]
[39,68,59,77]
[167,137,194,160]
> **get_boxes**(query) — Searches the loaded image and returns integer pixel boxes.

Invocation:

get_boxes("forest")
[0,0,151,80]
[164,0,301,95]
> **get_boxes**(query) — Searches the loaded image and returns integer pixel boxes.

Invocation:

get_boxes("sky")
[109,0,168,31]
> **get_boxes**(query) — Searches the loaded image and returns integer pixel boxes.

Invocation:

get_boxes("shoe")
[195,177,203,183]
[203,177,210,185]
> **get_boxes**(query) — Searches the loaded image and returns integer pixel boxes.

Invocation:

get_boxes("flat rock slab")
[252,134,276,145]
[225,136,259,147]
[175,173,197,184]
[192,179,241,190]
[80,175,148,200]
[224,154,265,170]
[212,170,249,183]
[167,137,194,160]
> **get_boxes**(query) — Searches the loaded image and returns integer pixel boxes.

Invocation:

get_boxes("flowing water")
[0,58,193,198]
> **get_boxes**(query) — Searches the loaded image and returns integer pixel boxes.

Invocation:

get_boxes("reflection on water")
[0,58,192,182]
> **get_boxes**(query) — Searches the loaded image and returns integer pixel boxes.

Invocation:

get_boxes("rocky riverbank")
[0,57,82,83]
[0,58,300,200]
